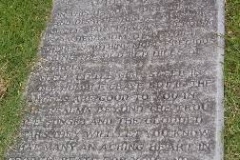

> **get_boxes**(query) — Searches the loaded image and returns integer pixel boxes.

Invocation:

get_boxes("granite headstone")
[6,0,224,160]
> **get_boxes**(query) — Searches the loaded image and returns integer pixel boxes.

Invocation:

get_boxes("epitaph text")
[7,0,224,160]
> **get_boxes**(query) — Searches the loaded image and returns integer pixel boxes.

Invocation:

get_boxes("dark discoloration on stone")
[6,0,224,160]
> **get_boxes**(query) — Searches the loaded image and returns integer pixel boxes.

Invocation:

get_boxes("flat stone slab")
[6,0,224,160]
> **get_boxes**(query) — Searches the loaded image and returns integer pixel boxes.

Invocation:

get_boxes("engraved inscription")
[7,0,223,160]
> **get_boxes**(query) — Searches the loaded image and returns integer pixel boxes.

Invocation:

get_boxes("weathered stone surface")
[6,0,224,160]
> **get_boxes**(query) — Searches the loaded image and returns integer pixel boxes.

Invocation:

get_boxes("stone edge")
[215,0,225,160]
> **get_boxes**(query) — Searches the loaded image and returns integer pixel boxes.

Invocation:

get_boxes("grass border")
[0,0,53,159]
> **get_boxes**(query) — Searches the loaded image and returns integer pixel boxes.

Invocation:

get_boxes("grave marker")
[7,0,224,160]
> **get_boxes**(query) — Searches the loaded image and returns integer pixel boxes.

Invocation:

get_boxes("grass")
[0,0,239,159]
[0,0,52,159]
[224,0,240,160]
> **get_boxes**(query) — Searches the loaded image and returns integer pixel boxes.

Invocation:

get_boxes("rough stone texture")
[6,0,224,160]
